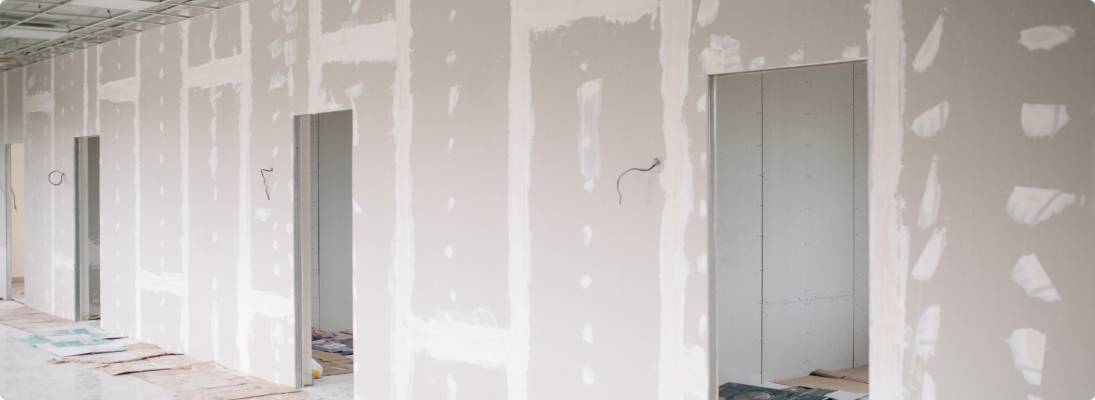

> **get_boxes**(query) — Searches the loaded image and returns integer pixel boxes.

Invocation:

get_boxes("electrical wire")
[260,168,274,200]
[616,158,661,205]
[48,170,64,186]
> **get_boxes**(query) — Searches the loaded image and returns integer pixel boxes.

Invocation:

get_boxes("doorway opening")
[75,136,101,321]
[294,110,354,395]
[5,143,26,304]
[710,62,869,397]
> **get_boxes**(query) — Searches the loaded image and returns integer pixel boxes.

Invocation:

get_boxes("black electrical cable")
[48,170,64,186]
[260,168,274,200]
[616,158,661,205]
[8,187,14,213]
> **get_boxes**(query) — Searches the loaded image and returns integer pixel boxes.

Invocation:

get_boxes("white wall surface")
[0,0,876,393]
[12,0,1090,398]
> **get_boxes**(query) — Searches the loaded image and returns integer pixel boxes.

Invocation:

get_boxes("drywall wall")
[10,143,24,279]
[877,1,1095,399]
[713,72,762,385]
[316,110,352,333]
[0,0,878,396]
[714,64,868,384]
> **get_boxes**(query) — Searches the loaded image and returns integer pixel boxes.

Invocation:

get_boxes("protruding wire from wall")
[9,187,15,213]
[48,170,64,186]
[616,158,661,205]
[260,168,274,200]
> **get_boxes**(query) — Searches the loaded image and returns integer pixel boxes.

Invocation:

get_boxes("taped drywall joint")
[616,158,661,204]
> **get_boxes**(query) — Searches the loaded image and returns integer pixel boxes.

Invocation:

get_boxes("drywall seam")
[658,0,706,398]
[184,54,248,89]
[307,0,321,112]
[134,34,143,339]
[515,0,658,33]
[867,0,907,399]
[577,79,602,183]
[236,3,255,375]
[317,20,398,65]
[179,19,191,356]
[51,59,57,316]
[97,77,139,104]
[391,0,415,396]
[406,316,511,368]
[506,5,532,399]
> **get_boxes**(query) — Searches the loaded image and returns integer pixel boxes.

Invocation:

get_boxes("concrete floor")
[0,300,341,400]
[11,281,24,304]
[0,322,177,400]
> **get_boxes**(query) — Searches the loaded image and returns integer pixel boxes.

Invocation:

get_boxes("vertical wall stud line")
[759,73,764,382]
[706,74,718,399]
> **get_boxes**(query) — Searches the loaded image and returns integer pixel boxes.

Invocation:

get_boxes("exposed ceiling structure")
[0,0,246,72]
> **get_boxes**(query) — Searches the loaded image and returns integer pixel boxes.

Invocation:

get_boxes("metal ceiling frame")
[0,0,235,71]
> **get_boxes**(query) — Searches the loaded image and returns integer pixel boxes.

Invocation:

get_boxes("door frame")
[706,59,869,396]
[74,136,100,321]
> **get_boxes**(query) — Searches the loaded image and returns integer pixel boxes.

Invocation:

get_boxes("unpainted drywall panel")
[762,295,854,382]
[891,2,1095,399]
[714,71,764,385]
[851,63,868,368]
[317,110,353,333]
[0,0,878,391]
[10,143,24,279]
[762,64,854,304]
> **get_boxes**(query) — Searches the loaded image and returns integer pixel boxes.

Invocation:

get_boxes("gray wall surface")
[316,110,353,333]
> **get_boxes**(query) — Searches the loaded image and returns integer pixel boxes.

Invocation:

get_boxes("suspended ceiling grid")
[0,0,246,71]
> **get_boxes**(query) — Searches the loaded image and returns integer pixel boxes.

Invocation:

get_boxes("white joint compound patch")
[786,49,804,66]
[918,156,942,230]
[578,79,602,182]
[911,101,950,138]
[748,57,765,70]
[1021,104,1069,138]
[447,374,457,400]
[448,85,461,114]
[695,0,718,27]
[911,228,947,282]
[702,35,742,74]
[842,45,862,60]
[98,77,139,103]
[913,15,944,73]
[1018,25,1075,51]
[1012,254,1061,302]
[1007,186,1077,227]
[915,305,941,360]
[1007,328,1047,386]
[582,366,596,385]
[582,323,593,343]
[921,373,936,400]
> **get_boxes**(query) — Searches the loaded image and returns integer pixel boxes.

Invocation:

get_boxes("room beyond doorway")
[710,62,869,394]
